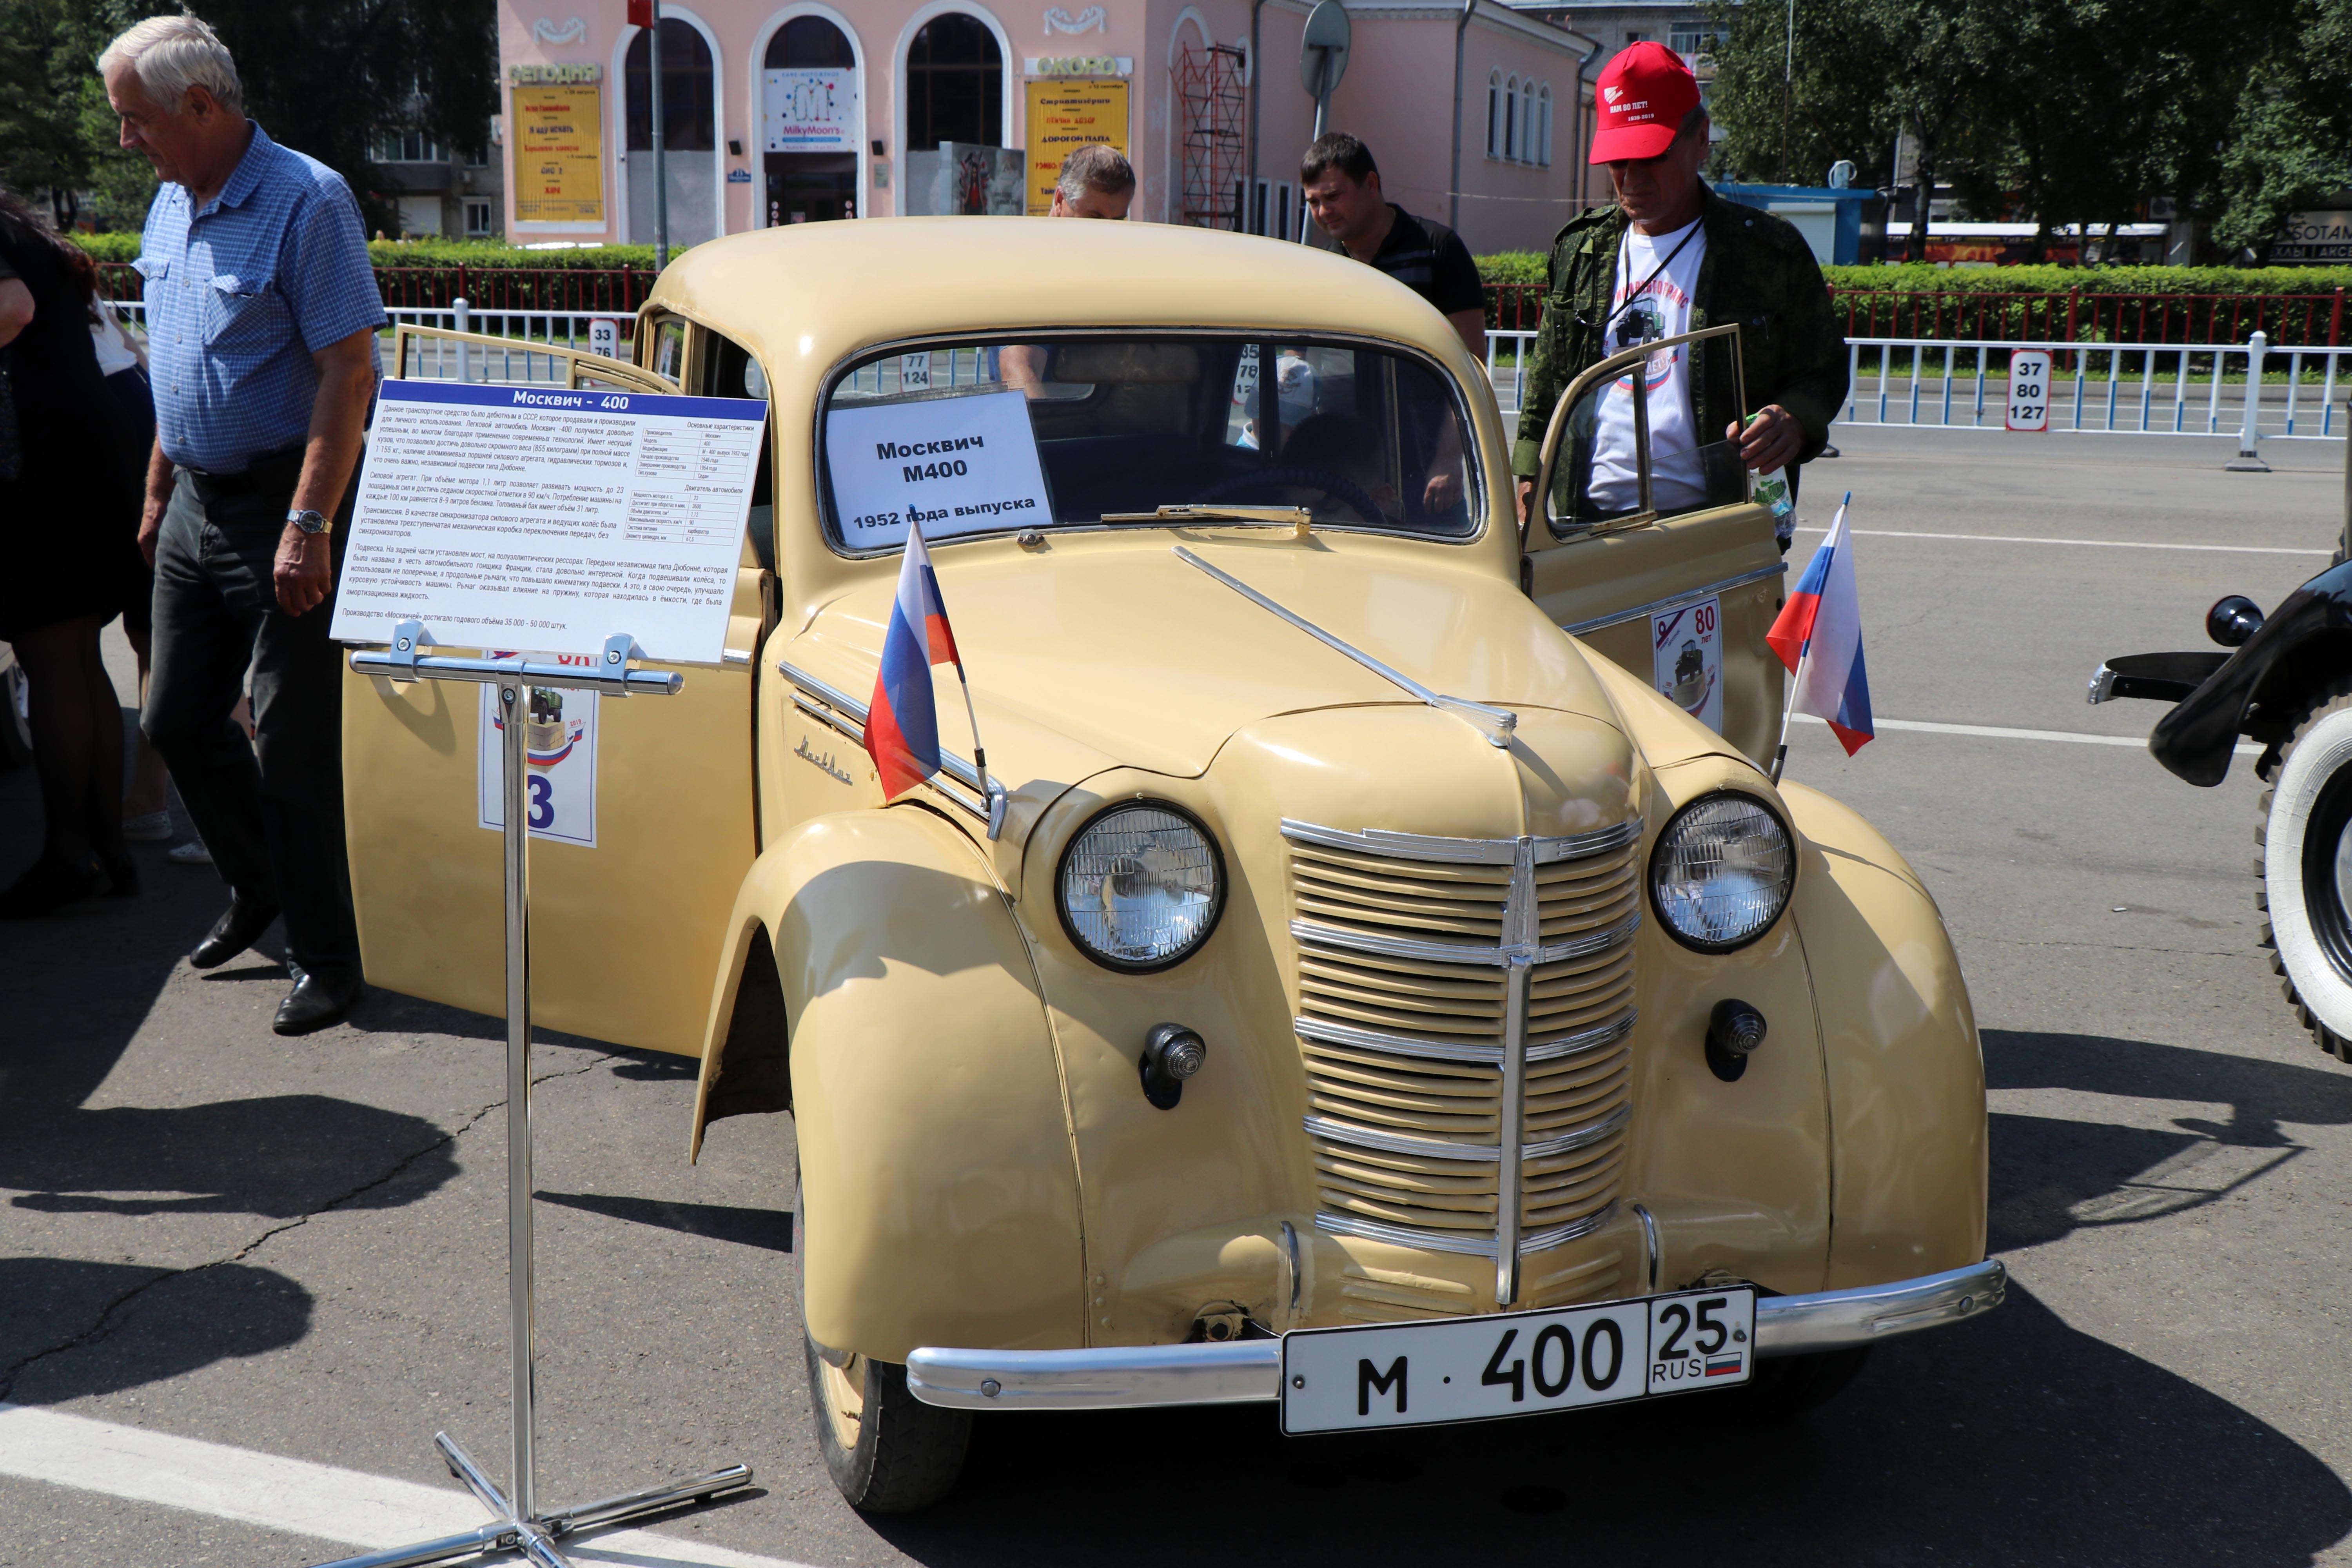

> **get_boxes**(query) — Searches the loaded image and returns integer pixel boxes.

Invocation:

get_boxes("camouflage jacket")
[1508,186,1849,479]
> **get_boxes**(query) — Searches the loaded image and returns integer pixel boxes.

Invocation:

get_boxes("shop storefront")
[496,0,1585,250]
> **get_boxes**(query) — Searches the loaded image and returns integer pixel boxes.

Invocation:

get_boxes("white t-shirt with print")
[1590,216,1709,513]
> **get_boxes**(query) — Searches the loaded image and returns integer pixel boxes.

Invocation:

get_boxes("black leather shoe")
[273,965,364,1036]
[190,898,280,969]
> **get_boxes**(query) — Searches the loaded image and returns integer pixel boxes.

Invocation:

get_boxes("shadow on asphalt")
[862,1283,2349,1567]
[0,1258,310,1403]
[537,1191,793,1252]
[1983,1028,2352,1250]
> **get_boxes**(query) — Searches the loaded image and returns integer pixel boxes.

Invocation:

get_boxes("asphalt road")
[3,425,2350,1568]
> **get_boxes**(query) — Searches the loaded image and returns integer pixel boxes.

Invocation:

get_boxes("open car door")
[1521,324,1787,768]
[344,314,774,1059]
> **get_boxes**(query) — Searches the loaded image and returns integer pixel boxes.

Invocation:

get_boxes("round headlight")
[1648,793,1795,953]
[1057,802,1225,971]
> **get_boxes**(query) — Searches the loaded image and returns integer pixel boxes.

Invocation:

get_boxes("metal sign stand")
[319,621,751,1568]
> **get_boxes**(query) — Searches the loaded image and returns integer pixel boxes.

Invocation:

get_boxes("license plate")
[1279,1287,1755,1435]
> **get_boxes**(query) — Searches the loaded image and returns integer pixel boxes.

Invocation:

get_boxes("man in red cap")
[1512,42,1845,540]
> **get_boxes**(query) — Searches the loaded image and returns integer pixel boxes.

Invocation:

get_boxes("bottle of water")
[1744,414,1797,549]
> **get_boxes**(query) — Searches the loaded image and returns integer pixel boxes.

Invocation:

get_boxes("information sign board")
[824,387,1054,550]
[763,68,859,152]
[1024,78,1131,214]
[510,83,604,224]
[2006,349,2053,432]
[331,381,767,666]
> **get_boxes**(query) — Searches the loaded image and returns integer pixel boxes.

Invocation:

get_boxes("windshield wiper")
[1100,504,1314,529]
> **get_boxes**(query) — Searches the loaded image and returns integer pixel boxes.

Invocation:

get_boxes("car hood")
[780,534,1628,801]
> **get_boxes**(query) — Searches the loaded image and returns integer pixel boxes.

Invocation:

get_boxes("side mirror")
[2207,595,2264,648]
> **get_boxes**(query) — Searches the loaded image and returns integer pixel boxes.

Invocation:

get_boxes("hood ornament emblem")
[1172,546,1519,749]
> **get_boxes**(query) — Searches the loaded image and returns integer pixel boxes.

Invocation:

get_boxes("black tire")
[1718,1347,1871,1423]
[2256,686,2352,1064]
[803,1331,972,1514]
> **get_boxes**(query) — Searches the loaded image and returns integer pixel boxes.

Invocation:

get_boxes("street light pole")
[652,0,669,271]
[1780,0,1793,183]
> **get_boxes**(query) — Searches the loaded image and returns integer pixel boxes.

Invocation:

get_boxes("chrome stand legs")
[320,641,747,1568]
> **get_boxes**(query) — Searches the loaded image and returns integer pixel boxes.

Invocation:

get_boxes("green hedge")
[74,234,672,269]
[1473,253,2352,295]
[76,230,2352,296]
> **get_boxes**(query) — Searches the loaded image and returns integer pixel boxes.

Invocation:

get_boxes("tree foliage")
[0,0,495,236]
[1706,0,2352,262]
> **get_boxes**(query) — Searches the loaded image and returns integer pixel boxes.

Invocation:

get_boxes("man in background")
[1048,144,1134,220]
[1510,42,1845,531]
[1301,132,1486,363]
[103,13,383,1035]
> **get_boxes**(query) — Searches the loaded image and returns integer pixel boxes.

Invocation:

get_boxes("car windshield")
[820,335,1481,553]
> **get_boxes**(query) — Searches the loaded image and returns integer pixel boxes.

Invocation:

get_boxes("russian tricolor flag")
[1766,495,1874,755]
[866,524,964,800]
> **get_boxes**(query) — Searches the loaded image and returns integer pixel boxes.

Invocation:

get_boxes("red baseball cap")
[1590,41,1701,163]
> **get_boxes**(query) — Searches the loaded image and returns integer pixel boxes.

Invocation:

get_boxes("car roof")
[645,216,1474,378]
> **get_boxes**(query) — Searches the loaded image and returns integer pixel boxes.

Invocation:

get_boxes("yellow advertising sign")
[1024,78,1130,215]
[511,83,604,224]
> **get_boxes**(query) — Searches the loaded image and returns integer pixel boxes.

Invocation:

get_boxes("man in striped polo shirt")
[1301,132,1488,362]
[103,13,385,1035]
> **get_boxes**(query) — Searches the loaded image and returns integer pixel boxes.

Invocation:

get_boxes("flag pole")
[952,664,1001,838]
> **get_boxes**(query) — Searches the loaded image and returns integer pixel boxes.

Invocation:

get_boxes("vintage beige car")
[347,219,1999,1513]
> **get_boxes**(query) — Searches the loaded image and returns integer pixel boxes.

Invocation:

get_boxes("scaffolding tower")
[1177,42,1247,230]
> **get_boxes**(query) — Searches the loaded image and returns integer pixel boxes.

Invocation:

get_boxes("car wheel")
[802,1330,972,1514]
[2257,690,2352,1063]
[1720,1347,1871,1423]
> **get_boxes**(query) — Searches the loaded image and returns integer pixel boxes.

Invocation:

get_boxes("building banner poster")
[512,83,604,223]
[1024,78,1129,214]
[763,68,859,152]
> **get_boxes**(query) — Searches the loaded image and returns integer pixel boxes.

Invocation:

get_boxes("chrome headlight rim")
[1054,797,1229,974]
[1645,789,1797,955]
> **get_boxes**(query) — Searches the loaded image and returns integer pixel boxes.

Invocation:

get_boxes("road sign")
[2006,349,2052,432]
[1300,1,1351,101]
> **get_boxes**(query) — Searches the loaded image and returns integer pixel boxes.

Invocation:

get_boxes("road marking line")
[1793,526,2329,556]
[0,1403,818,1568]
[1792,712,2261,754]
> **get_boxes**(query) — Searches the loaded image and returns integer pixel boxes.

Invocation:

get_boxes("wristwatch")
[286,508,331,536]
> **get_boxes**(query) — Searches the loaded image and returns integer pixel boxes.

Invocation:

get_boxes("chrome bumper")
[905,1259,2005,1411]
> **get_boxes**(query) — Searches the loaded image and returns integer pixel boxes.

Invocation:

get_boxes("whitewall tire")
[2258,693,2352,1062]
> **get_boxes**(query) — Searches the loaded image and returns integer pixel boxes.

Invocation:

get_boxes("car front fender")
[1780,783,1989,1290]
[692,805,1088,1363]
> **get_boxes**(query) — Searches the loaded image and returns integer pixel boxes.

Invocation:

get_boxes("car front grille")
[1285,817,1642,1308]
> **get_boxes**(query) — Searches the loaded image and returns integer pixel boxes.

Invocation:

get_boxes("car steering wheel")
[1191,465,1387,526]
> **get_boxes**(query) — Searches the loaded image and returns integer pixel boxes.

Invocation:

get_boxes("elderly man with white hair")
[103,12,385,1035]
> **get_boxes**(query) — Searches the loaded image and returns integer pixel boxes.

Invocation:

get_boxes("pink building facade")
[496,0,1599,255]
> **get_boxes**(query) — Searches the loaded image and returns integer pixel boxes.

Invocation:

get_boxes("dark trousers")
[142,458,359,970]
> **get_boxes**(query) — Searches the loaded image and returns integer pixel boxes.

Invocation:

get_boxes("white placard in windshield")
[330,382,766,666]
[826,387,1052,548]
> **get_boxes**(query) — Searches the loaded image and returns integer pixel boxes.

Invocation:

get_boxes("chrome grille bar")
[1305,1101,1633,1164]
[1292,908,1641,969]
[1293,1008,1637,1067]
[1282,817,1641,865]
[1315,1201,1621,1260]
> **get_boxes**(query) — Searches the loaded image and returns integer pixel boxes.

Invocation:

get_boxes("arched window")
[1519,84,1534,165]
[1486,71,1500,157]
[1538,84,1552,165]
[625,18,715,155]
[906,13,1002,149]
[1503,76,1518,161]
[768,14,853,67]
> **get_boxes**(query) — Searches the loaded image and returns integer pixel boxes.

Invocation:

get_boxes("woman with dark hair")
[0,189,149,915]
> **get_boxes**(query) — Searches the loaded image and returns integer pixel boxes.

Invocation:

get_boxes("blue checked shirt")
[137,122,387,474]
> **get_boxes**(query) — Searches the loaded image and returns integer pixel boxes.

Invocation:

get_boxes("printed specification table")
[332,381,767,665]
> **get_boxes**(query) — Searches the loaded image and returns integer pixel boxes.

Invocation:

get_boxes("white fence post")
[454,296,472,385]
[2228,329,2271,472]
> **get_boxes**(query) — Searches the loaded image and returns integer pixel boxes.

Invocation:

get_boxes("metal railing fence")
[1840,336,2346,440]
